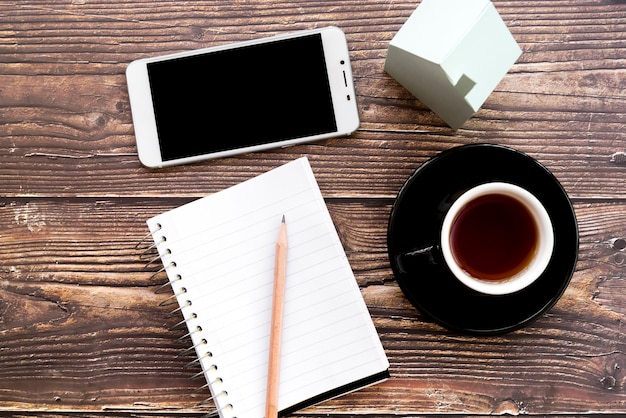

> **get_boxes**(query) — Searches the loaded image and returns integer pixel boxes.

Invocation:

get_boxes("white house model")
[384,0,522,130]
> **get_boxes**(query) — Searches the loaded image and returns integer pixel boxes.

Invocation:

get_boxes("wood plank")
[1,1,625,199]
[1,198,625,414]
[1,107,625,199]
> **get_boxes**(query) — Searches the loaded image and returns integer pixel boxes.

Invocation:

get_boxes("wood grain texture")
[1,0,625,416]
[1,199,625,415]
[2,1,625,199]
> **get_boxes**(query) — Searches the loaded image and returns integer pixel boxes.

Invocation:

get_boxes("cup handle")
[395,245,442,274]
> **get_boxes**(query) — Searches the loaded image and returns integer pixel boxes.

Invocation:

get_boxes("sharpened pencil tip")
[281,215,285,223]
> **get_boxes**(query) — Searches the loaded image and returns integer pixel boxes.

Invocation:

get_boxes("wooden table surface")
[1,0,625,416]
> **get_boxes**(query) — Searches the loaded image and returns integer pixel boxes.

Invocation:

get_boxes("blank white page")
[147,157,389,418]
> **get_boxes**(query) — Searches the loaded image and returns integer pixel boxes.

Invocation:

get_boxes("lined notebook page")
[148,157,389,418]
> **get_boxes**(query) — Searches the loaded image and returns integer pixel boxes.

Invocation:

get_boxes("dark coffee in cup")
[449,193,538,282]
[441,182,554,295]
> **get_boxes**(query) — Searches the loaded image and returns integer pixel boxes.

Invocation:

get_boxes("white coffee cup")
[440,182,554,295]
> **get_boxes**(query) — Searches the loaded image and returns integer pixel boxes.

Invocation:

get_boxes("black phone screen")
[147,34,337,161]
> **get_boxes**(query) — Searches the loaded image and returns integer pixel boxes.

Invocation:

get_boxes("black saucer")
[387,144,578,335]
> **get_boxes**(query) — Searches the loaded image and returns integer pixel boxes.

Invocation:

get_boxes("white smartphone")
[126,26,359,168]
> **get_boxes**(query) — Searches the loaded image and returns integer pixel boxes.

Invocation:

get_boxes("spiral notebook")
[147,157,389,418]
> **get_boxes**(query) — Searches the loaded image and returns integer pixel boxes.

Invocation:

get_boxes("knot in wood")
[600,375,616,390]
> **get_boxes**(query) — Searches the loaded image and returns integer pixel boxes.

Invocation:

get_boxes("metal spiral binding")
[139,222,228,417]
[150,261,176,283]
[135,223,162,251]
[155,274,181,295]
[140,235,166,255]
[194,376,221,393]
[168,313,196,332]
[138,224,171,287]
[184,350,210,367]
[166,299,191,318]
[176,325,203,343]
[201,402,233,418]
[143,248,170,268]
[177,336,207,357]
[158,285,186,307]
[199,390,227,406]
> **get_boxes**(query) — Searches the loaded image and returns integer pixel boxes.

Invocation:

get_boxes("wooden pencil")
[265,215,288,418]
